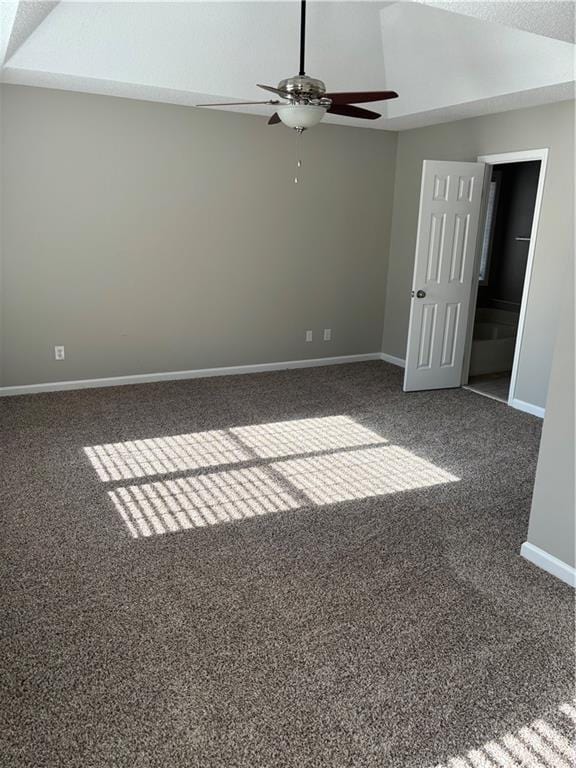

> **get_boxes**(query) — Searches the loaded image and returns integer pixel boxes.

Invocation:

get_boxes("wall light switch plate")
[323,329,332,341]
[305,330,313,342]
[54,345,65,361]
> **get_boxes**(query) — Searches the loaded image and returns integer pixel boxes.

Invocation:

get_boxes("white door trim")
[476,148,549,409]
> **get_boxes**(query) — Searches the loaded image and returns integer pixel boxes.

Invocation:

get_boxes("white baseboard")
[521,542,576,587]
[0,353,382,397]
[509,398,545,419]
[379,352,406,368]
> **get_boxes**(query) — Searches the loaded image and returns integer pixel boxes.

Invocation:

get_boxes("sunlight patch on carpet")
[273,445,458,505]
[84,416,388,481]
[85,416,461,538]
[432,701,575,768]
[108,467,299,538]
[84,431,251,481]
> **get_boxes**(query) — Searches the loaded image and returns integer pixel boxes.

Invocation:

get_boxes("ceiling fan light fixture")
[277,104,326,130]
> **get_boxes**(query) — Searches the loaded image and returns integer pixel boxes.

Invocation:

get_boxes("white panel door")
[404,160,486,392]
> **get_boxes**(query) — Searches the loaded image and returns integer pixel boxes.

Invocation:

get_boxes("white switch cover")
[54,346,65,360]
[305,330,313,342]
[323,329,332,341]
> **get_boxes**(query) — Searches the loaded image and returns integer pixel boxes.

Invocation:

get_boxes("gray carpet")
[1,361,574,768]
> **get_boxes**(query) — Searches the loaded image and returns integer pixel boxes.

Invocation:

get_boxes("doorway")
[463,150,548,407]
[402,150,548,415]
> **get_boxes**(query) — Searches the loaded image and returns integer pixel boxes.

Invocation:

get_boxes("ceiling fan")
[196,0,398,131]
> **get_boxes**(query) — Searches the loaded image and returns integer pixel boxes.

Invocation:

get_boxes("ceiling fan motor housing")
[278,75,328,104]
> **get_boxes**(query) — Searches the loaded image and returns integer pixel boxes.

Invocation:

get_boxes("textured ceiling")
[1,1,574,130]
[1,1,58,65]
[418,1,575,44]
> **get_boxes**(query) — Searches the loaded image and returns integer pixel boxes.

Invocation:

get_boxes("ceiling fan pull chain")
[294,127,303,184]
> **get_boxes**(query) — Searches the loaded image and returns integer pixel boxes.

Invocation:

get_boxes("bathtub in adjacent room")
[469,307,519,377]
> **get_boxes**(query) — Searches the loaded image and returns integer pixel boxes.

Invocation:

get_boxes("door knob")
[416,290,426,298]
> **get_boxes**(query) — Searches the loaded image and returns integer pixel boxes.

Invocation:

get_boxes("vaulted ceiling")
[1,1,574,130]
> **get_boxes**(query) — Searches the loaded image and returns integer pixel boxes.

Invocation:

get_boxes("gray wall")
[526,257,575,569]
[0,85,397,386]
[382,100,575,409]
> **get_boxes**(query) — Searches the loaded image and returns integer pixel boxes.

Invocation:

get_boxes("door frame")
[463,148,549,407]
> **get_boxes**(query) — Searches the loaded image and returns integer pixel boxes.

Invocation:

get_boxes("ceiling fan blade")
[257,84,290,98]
[196,99,281,107]
[324,90,398,105]
[268,113,281,125]
[328,104,381,120]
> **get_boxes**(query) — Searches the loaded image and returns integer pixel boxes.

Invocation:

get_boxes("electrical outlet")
[323,328,332,342]
[54,345,65,361]
[305,330,313,342]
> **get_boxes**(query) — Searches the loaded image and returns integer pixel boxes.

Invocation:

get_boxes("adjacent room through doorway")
[465,159,542,404]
